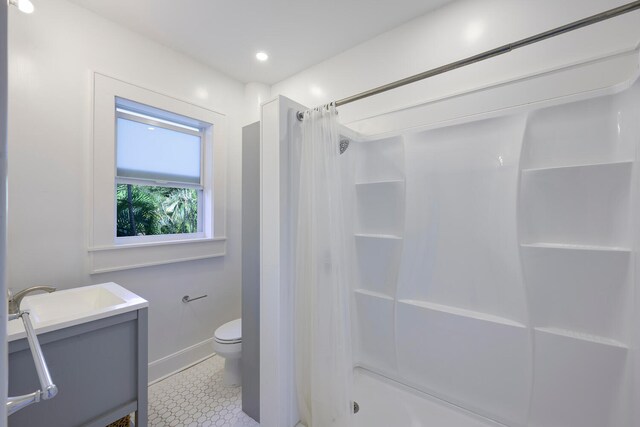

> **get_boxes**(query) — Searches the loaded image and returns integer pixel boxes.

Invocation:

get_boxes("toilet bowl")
[212,318,242,386]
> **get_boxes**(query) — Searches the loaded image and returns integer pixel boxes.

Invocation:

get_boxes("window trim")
[90,73,227,273]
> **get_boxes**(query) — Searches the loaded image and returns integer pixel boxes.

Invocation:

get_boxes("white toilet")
[212,318,242,386]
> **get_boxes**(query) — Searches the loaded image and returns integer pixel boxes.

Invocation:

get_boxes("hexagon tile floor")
[147,355,259,426]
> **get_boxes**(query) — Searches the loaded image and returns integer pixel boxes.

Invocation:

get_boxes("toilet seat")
[216,337,241,344]
[214,318,241,344]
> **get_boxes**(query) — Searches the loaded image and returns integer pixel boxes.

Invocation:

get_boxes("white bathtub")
[353,368,505,427]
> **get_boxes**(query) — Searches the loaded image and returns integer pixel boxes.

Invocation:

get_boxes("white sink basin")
[8,282,148,342]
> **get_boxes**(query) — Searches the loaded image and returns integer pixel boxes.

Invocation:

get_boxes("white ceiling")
[67,0,453,84]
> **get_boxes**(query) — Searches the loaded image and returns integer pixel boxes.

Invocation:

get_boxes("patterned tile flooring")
[147,356,259,427]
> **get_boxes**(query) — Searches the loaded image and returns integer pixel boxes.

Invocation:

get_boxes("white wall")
[244,82,271,124]
[272,0,640,125]
[7,0,246,381]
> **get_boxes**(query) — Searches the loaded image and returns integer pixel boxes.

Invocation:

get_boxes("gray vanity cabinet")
[8,309,148,427]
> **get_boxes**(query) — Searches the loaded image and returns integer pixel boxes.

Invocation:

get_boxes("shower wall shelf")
[355,179,405,186]
[354,289,394,301]
[354,233,402,240]
[397,299,526,328]
[520,159,634,174]
[520,242,631,252]
[534,327,628,349]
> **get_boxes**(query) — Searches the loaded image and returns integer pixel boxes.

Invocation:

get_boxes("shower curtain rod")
[296,0,640,120]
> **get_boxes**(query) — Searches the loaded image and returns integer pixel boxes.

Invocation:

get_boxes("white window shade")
[116,117,202,185]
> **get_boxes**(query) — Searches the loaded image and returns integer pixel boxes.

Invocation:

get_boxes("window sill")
[88,237,226,274]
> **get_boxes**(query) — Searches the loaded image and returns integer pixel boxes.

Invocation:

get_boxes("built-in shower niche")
[352,134,405,294]
[353,290,397,374]
[350,134,405,377]
[353,134,405,237]
[518,82,638,427]
[520,161,632,248]
[521,245,631,343]
[355,135,405,183]
[520,83,639,170]
[529,329,629,427]
[354,234,402,296]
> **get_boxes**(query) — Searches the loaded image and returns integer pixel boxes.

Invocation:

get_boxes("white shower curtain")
[294,104,353,427]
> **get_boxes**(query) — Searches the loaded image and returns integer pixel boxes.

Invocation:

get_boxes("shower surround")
[348,76,639,427]
[260,55,640,427]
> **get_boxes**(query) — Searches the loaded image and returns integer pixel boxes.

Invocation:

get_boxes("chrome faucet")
[6,286,59,415]
[8,286,56,315]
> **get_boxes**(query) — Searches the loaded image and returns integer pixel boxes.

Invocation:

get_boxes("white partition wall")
[260,96,308,427]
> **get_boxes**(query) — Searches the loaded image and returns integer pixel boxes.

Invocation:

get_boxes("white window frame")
[90,73,227,273]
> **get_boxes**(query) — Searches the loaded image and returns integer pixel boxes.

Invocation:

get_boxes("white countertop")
[8,282,148,342]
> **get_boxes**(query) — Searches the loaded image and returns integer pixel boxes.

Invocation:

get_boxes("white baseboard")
[148,337,216,384]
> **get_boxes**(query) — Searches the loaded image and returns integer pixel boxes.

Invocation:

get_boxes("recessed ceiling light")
[256,52,269,62]
[9,0,35,14]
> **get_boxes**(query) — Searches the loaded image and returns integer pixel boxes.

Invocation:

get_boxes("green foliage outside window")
[116,184,198,237]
